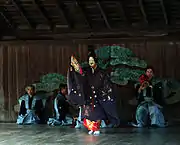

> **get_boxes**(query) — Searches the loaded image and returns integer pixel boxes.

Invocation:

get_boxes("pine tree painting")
[32,73,67,92]
[95,45,147,85]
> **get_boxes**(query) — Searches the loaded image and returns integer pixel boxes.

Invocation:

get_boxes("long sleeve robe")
[67,67,120,127]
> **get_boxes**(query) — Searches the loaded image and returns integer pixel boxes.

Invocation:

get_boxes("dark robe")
[68,66,120,126]
[55,93,69,121]
[67,68,86,106]
[85,67,119,125]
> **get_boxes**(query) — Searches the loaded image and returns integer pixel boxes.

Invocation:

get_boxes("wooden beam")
[96,0,111,30]
[0,6,18,29]
[139,0,148,24]
[14,25,179,38]
[0,10,18,39]
[75,0,92,29]
[2,34,180,43]
[0,11,14,29]
[34,0,54,30]
[160,0,168,25]
[56,0,73,29]
[12,0,35,29]
[5,31,175,41]
[118,1,130,25]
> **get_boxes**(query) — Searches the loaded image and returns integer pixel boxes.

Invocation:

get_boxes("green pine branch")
[31,73,67,92]
[110,57,147,68]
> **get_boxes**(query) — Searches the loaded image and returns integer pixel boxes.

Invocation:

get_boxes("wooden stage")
[0,123,178,145]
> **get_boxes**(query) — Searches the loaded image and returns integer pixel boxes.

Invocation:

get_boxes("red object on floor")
[83,118,100,131]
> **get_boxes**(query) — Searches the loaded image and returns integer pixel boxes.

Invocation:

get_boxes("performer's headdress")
[87,45,98,63]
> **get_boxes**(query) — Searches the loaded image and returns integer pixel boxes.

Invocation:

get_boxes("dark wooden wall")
[0,39,180,122]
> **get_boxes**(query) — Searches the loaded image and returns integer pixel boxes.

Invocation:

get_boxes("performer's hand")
[142,81,149,87]
[138,85,146,93]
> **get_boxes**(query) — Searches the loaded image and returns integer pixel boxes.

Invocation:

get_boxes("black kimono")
[67,66,120,128]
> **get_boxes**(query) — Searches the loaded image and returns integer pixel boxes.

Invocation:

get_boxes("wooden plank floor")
[0,124,179,145]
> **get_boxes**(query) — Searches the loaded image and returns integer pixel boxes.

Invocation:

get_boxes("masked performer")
[68,48,120,135]
[132,66,167,127]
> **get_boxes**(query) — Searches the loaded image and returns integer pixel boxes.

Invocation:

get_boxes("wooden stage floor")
[0,123,179,145]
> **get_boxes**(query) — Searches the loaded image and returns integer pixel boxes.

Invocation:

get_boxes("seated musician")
[132,66,167,127]
[17,85,44,125]
[47,84,73,126]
